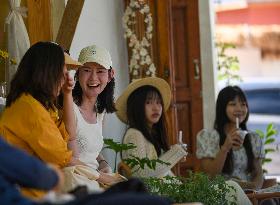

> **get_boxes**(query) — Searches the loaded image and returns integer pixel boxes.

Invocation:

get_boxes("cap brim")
[116,77,171,123]
[64,53,82,70]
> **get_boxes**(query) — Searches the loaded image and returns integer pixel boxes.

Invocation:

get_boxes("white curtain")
[5,0,30,84]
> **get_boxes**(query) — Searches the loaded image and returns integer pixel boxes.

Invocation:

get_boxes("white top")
[73,103,104,170]
[196,129,264,181]
[122,128,187,178]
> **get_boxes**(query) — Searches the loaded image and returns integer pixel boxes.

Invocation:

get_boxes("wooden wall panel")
[170,0,202,172]
[27,0,52,44]
[56,0,85,50]
[172,6,190,88]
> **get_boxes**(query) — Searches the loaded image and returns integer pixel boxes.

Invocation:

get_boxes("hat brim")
[64,53,82,70]
[116,77,171,124]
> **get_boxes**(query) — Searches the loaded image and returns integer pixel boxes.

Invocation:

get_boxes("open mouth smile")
[87,83,100,88]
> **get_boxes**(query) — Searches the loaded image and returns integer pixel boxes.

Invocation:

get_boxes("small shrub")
[142,172,237,205]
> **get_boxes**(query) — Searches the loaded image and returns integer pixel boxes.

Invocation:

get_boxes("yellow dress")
[0,94,72,199]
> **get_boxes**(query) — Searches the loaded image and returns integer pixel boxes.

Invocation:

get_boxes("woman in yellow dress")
[0,41,82,199]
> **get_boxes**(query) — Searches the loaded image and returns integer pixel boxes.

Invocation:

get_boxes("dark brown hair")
[6,41,65,110]
[126,85,169,156]
[214,85,254,174]
[72,68,116,113]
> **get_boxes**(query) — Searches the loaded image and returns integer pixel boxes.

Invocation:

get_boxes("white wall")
[199,0,217,129]
[69,0,129,169]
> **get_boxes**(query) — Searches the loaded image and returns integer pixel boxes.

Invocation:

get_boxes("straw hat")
[116,77,171,123]
[78,45,112,70]
[64,53,82,69]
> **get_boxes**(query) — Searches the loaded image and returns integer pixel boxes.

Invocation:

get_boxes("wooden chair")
[262,178,277,189]
[247,192,280,205]
[117,161,132,178]
[246,178,279,205]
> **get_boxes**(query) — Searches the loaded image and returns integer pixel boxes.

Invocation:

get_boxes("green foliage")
[142,172,237,205]
[123,155,170,174]
[103,139,137,153]
[103,139,169,173]
[0,49,17,65]
[103,138,136,172]
[255,123,278,173]
[216,42,241,85]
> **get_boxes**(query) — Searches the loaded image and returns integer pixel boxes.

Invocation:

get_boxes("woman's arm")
[97,153,112,173]
[62,72,79,159]
[200,146,229,177]
[249,158,264,190]
[198,129,243,177]
[232,158,263,190]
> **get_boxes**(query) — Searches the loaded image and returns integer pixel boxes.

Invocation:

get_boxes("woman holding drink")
[196,85,264,190]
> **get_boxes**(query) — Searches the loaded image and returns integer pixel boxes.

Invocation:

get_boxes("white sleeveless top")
[73,103,104,170]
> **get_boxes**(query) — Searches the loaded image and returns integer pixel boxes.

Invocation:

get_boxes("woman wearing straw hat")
[116,77,187,178]
[116,78,252,205]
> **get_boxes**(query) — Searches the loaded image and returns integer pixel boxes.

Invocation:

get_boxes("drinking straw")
[236,117,239,129]
[178,130,183,144]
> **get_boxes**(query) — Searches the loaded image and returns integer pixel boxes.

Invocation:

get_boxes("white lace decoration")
[122,0,156,79]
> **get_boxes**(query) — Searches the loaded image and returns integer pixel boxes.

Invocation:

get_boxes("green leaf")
[266,129,277,138]
[255,130,264,138]
[103,139,137,153]
[123,155,170,172]
[265,138,275,145]
[265,148,275,154]
[266,123,274,132]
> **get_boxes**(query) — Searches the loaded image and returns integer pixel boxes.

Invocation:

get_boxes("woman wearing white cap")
[63,45,120,192]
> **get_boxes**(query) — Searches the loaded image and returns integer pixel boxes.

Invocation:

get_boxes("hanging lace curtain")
[5,0,30,84]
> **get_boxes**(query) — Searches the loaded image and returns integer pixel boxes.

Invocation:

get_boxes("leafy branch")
[0,49,17,65]
[142,172,237,205]
[103,138,137,172]
[255,123,278,173]
[103,139,171,174]
[216,42,241,85]
[123,155,170,174]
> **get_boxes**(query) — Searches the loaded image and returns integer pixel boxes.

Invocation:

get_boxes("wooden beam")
[27,0,52,44]
[56,0,85,50]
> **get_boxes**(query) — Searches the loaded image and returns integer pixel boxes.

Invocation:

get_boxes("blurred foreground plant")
[143,172,237,205]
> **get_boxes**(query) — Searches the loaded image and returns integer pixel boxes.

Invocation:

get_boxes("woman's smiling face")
[78,62,112,98]
[226,96,248,125]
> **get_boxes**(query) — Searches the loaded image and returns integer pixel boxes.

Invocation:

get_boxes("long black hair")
[6,41,65,110]
[72,68,116,113]
[214,85,254,174]
[126,85,169,156]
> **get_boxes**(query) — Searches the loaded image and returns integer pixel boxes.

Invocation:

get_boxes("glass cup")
[238,130,248,141]
[0,82,7,98]
[232,130,248,151]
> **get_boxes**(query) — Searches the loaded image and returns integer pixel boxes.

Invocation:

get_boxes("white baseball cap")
[78,45,112,70]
